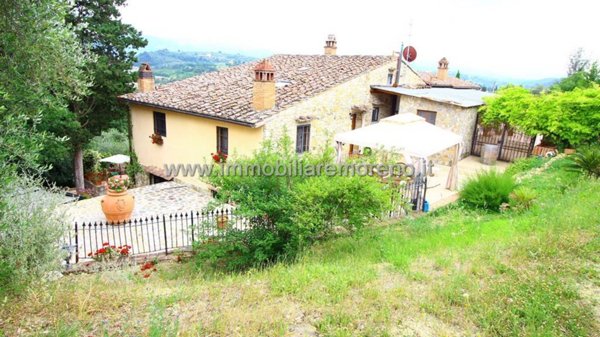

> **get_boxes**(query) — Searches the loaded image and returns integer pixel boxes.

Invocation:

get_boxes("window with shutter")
[296,125,310,153]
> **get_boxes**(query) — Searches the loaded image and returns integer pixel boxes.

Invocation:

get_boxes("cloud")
[120,0,599,79]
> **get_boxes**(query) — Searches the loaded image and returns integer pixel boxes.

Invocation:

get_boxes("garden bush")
[289,175,390,248]
[83,148,103,174]
[509,186,537,211]
[460,170,516,211]
[566,145,600,178]
[196,134,392,271]
[0,176,67,296]
[194,223,283,272]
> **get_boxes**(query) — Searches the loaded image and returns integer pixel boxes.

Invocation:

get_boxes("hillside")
[2,158,598,336]
[135,49,256,84]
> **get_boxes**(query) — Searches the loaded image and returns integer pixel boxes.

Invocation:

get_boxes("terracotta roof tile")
[120,54,395,126]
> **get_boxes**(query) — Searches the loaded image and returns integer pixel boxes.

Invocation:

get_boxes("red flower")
[97,248,106,254]
[143,274,150,278]
[102,242,109,246]
[88,252,93,257]
[141,261,153,271]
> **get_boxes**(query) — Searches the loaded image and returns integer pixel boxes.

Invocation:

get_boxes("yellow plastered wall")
[130,105,264,169]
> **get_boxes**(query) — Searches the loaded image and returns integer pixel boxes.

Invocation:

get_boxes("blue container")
[423,200,430,212]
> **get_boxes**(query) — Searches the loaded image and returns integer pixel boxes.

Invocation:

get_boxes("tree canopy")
[480,48,600,149]
[34,0,147,189]
[0,0,90,185]
[480,85,600,148]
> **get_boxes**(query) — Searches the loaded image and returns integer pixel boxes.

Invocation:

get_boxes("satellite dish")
[402,46,417,62]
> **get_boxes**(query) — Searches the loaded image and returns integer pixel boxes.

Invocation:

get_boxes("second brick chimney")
[252,60,276,111]
[436,57,449,81]
[324,34,337,55]
[137,63,155,93]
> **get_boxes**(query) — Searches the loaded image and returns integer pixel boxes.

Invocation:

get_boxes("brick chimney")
[252,60,276,111]
[137,63,155,93]
[324,34,337,55]
[436,57,449,81]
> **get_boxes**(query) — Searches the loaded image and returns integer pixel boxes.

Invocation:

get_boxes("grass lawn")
[1,158,599,336]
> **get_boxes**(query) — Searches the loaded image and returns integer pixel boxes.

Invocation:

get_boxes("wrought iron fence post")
[190,210,195,243]
[74,222,79,264]
[497,125,508,160]
[163,215,169,255]
[471,113,480,156]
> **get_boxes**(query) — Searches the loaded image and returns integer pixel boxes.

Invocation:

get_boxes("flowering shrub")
[139,260,157,278]
[88,242,131,262]
[107,175,129,192]
[211,150,228,164]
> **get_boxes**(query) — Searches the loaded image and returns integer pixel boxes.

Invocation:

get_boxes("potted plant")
[211,150,228,164]
[101,175,135,224]
[533,135,558,156]
[216,214,229,229]
[150,133,163,145]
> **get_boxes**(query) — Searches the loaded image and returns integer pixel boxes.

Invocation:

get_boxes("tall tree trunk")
[73,145,85,193]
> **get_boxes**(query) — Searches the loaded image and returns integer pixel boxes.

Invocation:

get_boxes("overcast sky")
[120,0,599,80]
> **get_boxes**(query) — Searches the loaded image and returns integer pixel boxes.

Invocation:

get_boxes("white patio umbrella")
[99,154,130,175]
[99,154,130,164]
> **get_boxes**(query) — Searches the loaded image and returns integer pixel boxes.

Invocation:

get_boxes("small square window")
[417,110,437,125]
[387,73,394,85]
[153,111,166,137]
[371,107,380,122]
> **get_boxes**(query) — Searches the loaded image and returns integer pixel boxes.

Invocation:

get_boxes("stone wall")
[262,61,397,152]
[396,95,478,158]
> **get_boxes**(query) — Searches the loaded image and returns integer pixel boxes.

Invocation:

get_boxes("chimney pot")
[324,34,337,55]
[252,60,276,111]
[436,57,449,81]
[137,63,155,93]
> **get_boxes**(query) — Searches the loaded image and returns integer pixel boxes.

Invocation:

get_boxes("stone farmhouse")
[119,36,487,183]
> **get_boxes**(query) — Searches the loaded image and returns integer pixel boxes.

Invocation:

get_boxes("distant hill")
[135,49,256,84]
[460,74,560,91]
[137,49,562,89]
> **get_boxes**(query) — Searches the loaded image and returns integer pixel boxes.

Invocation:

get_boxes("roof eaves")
[370,86,486,108]
[118,97,259,128]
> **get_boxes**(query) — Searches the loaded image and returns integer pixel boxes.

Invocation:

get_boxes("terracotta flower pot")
[101,189,135,224]
[216,215,228,229]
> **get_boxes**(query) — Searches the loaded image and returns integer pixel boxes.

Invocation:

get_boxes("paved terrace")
[61,181,214,224]
[426,156,509,210]
[60,182,221,261]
